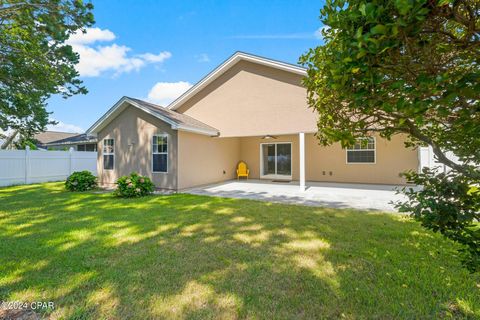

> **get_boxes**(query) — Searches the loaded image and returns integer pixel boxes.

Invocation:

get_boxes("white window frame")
[346,137,376,164]
[259,142,293,180]
[103,138,114,170]
[152,134,168,173]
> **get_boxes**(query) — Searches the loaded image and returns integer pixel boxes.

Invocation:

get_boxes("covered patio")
[183,179,410,212]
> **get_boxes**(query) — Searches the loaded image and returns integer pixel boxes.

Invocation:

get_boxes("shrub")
[397,168,480,273]
[114,172,155,197]
[65,171,97,192]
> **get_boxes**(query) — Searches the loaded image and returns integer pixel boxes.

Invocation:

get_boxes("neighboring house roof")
[35,131,78,145]
[44,133,97,146]
[86,96,219,136]
[167,51,308,111]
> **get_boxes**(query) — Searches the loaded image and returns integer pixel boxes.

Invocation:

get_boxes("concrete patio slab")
[183,180,412,212]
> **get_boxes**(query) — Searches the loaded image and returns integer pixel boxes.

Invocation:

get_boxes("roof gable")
[167,51,307,111]
[86,96,219,136]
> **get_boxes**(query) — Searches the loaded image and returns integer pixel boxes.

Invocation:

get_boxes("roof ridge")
[233,51,306,70]
[38,130,79,134]
[126,96,164,109]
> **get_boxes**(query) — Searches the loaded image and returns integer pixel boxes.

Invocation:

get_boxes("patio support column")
[299,132,306,191]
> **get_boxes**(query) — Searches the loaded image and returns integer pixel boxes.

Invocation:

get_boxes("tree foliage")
[13,136,38,149]
[0,0,94,137]
[399,169,480,271]
[300,0,479,271]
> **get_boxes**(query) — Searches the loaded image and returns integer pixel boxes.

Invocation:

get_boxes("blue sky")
[47,0,325,132]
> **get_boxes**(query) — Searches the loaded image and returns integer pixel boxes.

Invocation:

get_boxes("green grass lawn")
[0,182,479,319]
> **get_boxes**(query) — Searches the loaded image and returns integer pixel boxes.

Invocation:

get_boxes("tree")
[0,0,94,138]
[14,136,38,150]
[300,0,480,271]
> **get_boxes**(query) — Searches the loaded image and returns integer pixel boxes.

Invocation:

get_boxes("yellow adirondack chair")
[236,161,249,180]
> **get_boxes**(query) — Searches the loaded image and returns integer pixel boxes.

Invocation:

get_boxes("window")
[153,135,168,173]
[103,139,114,170]
[77,144,97,152]
[346,137,375,163]
[85,143,97,152]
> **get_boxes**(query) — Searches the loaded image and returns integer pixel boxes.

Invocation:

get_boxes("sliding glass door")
[261,143,292,179]
[262,144,276,176]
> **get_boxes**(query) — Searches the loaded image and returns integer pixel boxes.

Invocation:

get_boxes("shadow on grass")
[0,183,478,319]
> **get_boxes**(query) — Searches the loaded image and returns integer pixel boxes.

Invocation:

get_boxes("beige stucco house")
[86,52,419,190]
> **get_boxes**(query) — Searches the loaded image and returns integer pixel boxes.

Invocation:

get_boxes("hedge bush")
[65,171,97,191]
[114,172,155,197]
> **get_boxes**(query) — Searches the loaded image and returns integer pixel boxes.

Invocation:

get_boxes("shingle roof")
[35,131,78,145]
[87,96,220,136]
[126,97,219,135]
[44,133,97,146]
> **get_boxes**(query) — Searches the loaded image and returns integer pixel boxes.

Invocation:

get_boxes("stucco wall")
[97,105,178,189]
[177,131,240,190]
[239,133,418,185]
[175,60,317,137]
[305,134,418,184]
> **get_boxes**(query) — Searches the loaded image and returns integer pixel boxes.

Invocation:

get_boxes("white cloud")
[67,27,172,77]
[138,52,172,63]
[196,53,210,63]
[47,119,84,133]
[72,43,138,77]
[147,81,192,106]
[68,27,116,45]
[314,26,329,40]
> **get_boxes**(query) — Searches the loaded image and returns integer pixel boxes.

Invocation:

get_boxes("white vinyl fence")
[0,147,97,187]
